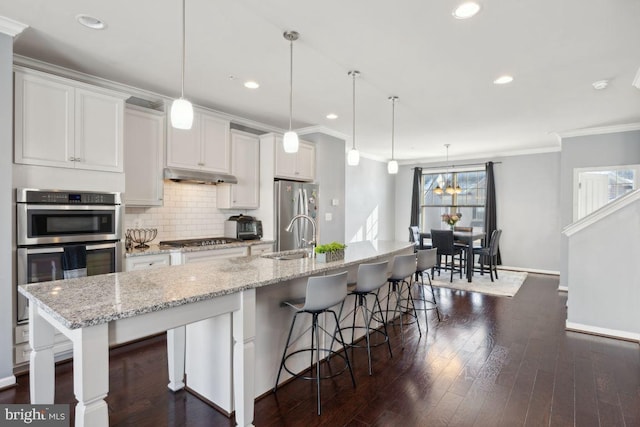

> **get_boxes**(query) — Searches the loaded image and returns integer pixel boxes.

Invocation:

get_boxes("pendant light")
[347,70,360,166]
[387,96,399,174]
[283,31,300,153]
[444,144,457,194]
[170,0,194,130]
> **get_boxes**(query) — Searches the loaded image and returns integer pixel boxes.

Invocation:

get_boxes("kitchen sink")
[261,250,310,260]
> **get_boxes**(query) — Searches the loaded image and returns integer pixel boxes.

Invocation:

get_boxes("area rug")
[429,268,528,297]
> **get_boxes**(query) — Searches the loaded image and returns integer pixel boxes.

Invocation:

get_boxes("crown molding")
[400,144,561,167]
[556,122,640,139]
[0,16,28,37]
[296,125,348,141]
[13,55,283,134]
[633,66,640,89]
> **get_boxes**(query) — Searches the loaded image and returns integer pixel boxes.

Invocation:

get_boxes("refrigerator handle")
[295,188,304,247]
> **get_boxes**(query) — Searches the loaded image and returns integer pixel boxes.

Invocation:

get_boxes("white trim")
[563,188,640,236]
[558,285,568,292]
[498,266,560,276]
[401,145,561,167]
[633,66,640,90]
[566,321,640,343]
[0,375,17,389]
[297,125,348,141]
[0,16,28,37]
[557,123,640,139]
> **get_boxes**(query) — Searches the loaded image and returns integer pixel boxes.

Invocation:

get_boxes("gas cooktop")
[159,237,240,248]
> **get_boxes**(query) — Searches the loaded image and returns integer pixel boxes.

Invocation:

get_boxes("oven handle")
[18,204,120,211]
[19,242,119,255]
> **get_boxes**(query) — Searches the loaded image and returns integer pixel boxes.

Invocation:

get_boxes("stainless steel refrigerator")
[274,180,319,252]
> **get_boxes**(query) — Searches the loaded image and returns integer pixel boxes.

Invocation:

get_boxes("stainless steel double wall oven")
[16,189,123,323]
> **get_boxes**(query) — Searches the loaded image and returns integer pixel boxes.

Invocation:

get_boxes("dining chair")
[408,226,421,252]
[473,229,502,281]
[430,229,464,282]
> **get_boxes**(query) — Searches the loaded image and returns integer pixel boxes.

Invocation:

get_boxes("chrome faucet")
[285,214,317,258]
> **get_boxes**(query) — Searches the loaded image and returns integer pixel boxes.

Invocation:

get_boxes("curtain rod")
[413,161,502,171]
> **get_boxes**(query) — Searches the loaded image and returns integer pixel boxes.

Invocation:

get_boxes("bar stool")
[335,261,392,375]
[273,271,355,415]
[413,249,441,326]
[385,253,421,347]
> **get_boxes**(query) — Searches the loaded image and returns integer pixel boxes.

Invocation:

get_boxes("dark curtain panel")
[410,167,422,231]
[484,161,502,264]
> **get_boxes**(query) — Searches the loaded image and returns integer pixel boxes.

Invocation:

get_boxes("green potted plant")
[314,241,347,263]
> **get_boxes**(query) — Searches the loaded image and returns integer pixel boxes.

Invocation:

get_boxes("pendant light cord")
[288,39,293,131]
[352,72,356,150]
[391,97,396,160]
[180,0,186,99]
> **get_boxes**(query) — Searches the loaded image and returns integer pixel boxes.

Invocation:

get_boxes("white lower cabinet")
[125,253,171,271]
[249,243,273,256]
[14,324,72,366]
[179,247,247,414]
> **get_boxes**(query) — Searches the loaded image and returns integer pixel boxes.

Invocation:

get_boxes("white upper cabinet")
[217,130,260,209]
[274,136,316,182]
[14,68,127,172]
[124,105,165,206]
[166,107,230,173]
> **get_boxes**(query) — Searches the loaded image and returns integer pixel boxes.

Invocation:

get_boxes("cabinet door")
[182,247,248,263]
[125,254,171,271]
[296,141,316,181]
[166,113,202,169]
[75,88,124,172]
[200,113,230,173]
[14,71,75,167]
[218,131,259,209]
[124,107,165,206]
[274,135,298,179]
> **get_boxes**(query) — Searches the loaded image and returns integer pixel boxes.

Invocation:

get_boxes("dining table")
[420,230,486,282]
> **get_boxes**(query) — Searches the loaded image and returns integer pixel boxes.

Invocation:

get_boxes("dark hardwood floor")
[2,273,639,426]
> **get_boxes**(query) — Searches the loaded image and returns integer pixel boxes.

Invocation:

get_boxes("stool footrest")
[281,348,352,382]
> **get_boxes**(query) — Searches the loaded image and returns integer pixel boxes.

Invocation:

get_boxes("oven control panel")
[17,189,121,205]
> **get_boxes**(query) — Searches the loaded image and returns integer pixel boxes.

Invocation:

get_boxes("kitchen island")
[19,240,413,426]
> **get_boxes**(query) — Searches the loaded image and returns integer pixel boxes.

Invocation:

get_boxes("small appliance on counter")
[224,215,263,241]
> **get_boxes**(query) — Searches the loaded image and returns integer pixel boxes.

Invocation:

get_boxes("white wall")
[0,32,16,387]
[395,151,562,272]
[565,195,640,340]
[345,156,396,243]
[559,129,640,288]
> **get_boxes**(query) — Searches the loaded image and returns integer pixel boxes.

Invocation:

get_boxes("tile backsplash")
[124,181,246,242]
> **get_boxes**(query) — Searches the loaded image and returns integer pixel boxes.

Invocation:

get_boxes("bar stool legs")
[273,271,355,416]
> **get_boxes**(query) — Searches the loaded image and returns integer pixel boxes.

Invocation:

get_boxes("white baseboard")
[499,265,560,276]
[558,285,568,292]
[566,321,640,343]
[0,374,17,389]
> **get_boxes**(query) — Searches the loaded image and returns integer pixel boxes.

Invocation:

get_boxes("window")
[420,169,486,232]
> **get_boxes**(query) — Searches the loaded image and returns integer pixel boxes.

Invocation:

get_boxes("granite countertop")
[125,239,275,257]
[20,241,413,330]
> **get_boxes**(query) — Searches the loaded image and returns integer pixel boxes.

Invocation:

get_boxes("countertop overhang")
[20,240,414,330]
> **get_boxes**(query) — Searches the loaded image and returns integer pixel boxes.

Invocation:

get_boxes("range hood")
[163,168,238,185]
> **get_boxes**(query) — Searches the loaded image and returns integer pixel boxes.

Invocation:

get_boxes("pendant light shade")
[171,98,194,129]
[283,131,299,153]
[387,96,399,175]
[347,70,360,166]
[443,144,455,194]
[283,31,299,153]
[171,0,193,130]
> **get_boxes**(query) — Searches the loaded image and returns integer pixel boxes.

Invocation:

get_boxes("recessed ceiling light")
[493,75,514,85]
[453,2,481,19]
[244,81,260,89]
[76,14,106,30]
[592,80,609,90]
[326,113,338,120]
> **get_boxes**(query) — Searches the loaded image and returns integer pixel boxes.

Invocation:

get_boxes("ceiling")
[2,0,640,163]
